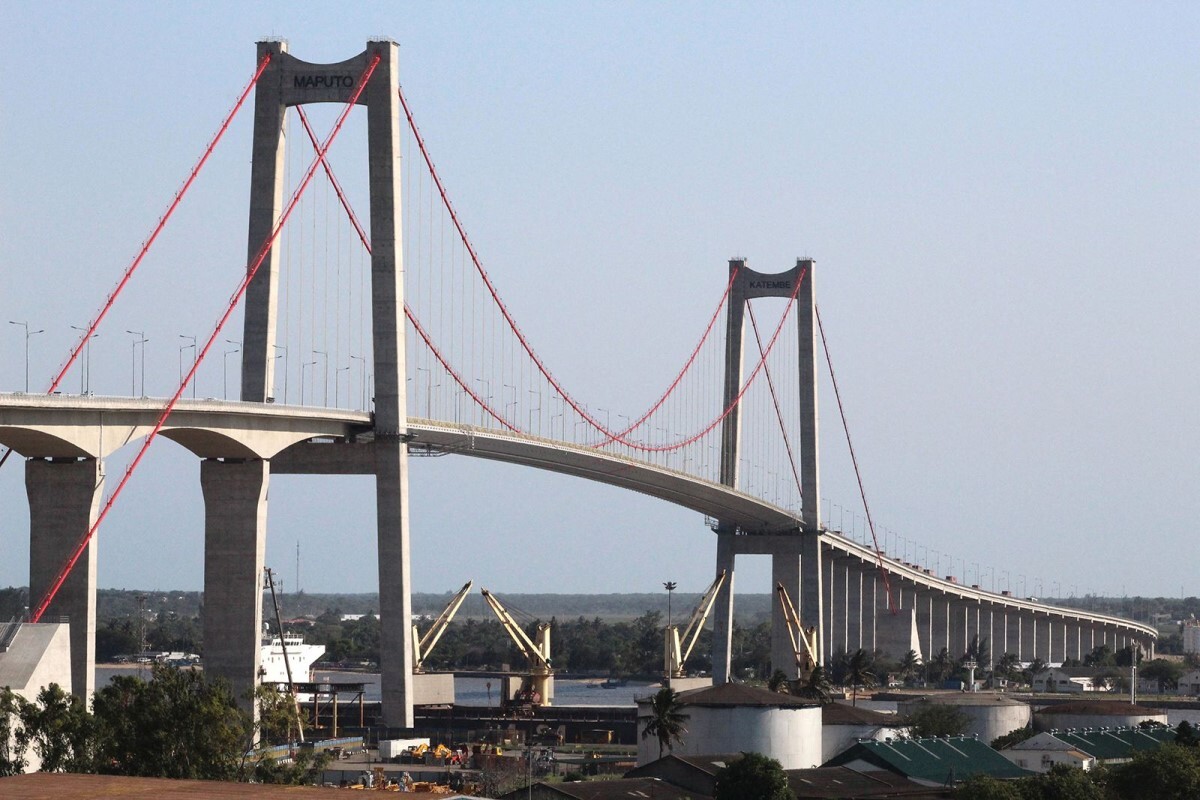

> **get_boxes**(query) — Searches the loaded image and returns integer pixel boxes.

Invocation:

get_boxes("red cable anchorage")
[30,54,381,624]
[0,53,272,475]
[815,304,897,614]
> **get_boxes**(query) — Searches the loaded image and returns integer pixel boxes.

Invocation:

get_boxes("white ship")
[259,632,325,685]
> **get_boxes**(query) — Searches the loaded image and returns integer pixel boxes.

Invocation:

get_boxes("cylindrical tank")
[636,684,822,768]
[1033,701,1167,732]
[899,694,1031,744]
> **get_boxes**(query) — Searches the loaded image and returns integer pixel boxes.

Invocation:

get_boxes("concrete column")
[201,458,269,712]
[711,532,736,683]
[27,457,103,700]
[796,259,820,530]
[1017,615,1026,661]
[365,39,415,729]
[240,39,288,403]
[1035,617,1051,662]
[948,601,965,658]
[770,551,799,678]
[719,259,747,493]
[825,547,836,658]
[1002,611,1010,659]
[800,534,824,666]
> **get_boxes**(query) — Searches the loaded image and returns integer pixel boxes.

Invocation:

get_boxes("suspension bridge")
[0,40,1154,727]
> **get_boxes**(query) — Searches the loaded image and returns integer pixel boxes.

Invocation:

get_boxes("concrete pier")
[201,458,269,711]
[26,457,103,701]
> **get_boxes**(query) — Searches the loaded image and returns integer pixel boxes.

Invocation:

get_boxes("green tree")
[844,648,877,706]
[905,703,969,738]
[1176,720,1200,748]
[995,652,1021,683]
[1140,659,1184,693]
[91,665,249,780]
[1109,743,1200,800]
[0,689,28,776]
[926,647,954,684]
[714,752,795,800]
[16,684,97,773]
[990,725,1034,750]
[767,669,790,693]
[898,649,921,683]
[641,687,689,760]
[953,773,1022,800]
[793,665,833,704]
[1022,763,1107,800]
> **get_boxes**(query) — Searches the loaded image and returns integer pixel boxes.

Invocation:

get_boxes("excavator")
[481,588,552,707]
[412,580,474,673]
[776,582,820,686]
[663,570,726,683]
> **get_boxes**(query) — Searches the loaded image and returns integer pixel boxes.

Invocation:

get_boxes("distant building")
[823,736,1031,785]
[1032,667,1103,693]
[1000,727,1175,773]
[1183,619,1200,654]
[1177,669,1200,695]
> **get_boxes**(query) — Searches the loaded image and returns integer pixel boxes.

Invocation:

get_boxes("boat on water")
[259,632,325,685]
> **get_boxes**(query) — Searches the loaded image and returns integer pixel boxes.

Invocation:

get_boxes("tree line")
[0,666,325,783]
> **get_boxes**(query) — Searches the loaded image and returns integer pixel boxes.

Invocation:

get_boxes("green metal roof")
[824,736,1031,783]
[1049,727,1175,760]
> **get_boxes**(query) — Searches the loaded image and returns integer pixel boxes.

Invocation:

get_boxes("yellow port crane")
[663,570,727,681]
[776,582,820,682]
[412,580,474,673]
[481,588,552,706]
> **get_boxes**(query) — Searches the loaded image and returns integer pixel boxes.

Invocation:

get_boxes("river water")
[96,666,659,707]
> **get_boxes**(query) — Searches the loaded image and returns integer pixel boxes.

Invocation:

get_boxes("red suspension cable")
[0,54,272,476]
[398,86,735,448]
[747,301,803,498]
[30,55,381,624]
[815,304,897,614]
[293,110,515,431]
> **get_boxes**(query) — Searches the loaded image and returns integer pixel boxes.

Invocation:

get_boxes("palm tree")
[926,647,953,685]
[845,648,877,706]
[899,649,921,684]
[995,652,1021,682]
[794,665,833,704]
[641,687,689,760]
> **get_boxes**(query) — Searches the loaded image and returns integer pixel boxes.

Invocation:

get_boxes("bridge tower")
[711,258,823,683]
[203,39,415,726]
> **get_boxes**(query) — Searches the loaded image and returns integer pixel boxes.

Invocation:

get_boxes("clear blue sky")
[1,3,1196,599]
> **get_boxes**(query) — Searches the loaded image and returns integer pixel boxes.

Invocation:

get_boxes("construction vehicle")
[412,580,473,672]
[663,570,726,681]
[481,588,552,706]
[776,582,820,683]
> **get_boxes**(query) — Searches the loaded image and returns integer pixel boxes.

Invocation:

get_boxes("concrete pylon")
[236,39,414,727]
[713,258,824,680]
[26,457,103,701]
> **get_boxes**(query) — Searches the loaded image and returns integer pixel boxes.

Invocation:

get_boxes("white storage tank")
[1033,700,1167,732]
[899,693,1031,744]
[821,702,909,762]
[636,683,821,769]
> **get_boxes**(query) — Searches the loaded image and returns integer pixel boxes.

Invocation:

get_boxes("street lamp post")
[9,321,44,393]
[663,581,677,629]
[178,334,197,398]
[69,325,98,395]
[224,340,241,401]
[125,330,147,397]
[312,350,328,407]
[223,347,240,400]
[272,344,287,403]
[350,354,365,411]
[300,361,317,405]
[336,366,350,407]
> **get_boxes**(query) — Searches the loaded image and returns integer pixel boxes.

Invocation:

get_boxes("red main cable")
[815,304,897,614]
[30,54,381,624]
[397,85,740,449]
[0,53,272,476]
